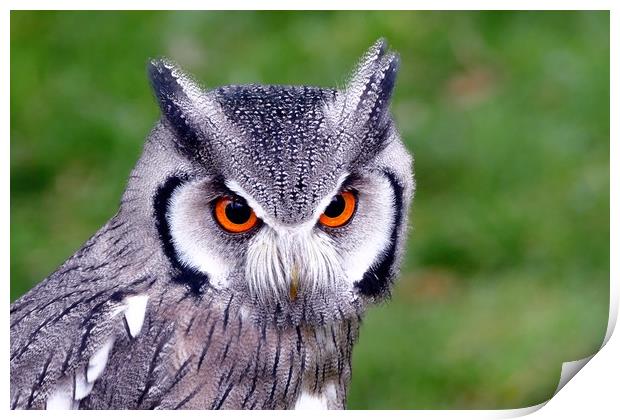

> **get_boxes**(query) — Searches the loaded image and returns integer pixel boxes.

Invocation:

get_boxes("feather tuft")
[123,295,149,338]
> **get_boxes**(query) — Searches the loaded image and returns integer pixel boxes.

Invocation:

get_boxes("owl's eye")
[319,191,357,228]
[214,196,259,233]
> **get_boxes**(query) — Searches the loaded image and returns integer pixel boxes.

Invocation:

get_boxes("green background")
[10,11,609,409]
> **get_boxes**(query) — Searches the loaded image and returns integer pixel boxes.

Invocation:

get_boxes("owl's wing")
[10,248,153,410]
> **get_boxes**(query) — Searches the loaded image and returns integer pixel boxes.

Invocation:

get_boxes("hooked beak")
[289,263,299,301]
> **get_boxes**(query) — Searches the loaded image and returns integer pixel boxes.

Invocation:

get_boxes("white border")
[3,2,616,418]
[0,1,617,10]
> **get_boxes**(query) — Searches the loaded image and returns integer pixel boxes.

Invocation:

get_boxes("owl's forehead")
[210,85,346,225]
[214,85,335,132]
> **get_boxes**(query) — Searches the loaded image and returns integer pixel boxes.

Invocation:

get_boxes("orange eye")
[319,191,357,228]
[214,196,259,233]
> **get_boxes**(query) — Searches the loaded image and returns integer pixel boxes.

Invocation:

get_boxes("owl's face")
[131,40,413,325]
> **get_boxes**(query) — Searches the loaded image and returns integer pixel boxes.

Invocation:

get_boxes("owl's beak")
[289,263,299,301]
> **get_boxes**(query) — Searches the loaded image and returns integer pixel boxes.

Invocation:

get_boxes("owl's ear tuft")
[363,51,399,123]
[148,58,204,113]
[336,39,400,131]
[147,58,204,154]
[350,38,389,88]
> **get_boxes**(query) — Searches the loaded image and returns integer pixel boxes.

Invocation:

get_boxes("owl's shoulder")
[10,262,153,409]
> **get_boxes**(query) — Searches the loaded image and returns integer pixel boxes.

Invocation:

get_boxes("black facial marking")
[153,176,185,262]
[153,175,210,296]
[355,170,404,297]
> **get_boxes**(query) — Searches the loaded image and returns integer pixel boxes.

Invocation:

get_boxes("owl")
[10,39,414,410]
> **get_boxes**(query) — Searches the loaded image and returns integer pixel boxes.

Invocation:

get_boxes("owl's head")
[125,39,413,325]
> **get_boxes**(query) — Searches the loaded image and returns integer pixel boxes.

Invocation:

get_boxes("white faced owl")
[10,39,414,410]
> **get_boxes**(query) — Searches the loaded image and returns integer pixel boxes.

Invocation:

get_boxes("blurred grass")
[10,11,609,409]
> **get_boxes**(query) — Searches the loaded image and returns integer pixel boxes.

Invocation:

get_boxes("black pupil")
[324,194,346,218]
[225,199,252,224]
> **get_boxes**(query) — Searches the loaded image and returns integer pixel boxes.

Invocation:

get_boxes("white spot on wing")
[74,371,94,400]
[294,391,328,410]
[295,383,338,410]
[86,338,115,382]
[46,379,74,410]
[324,383,338,406]
[124,295,148,338]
